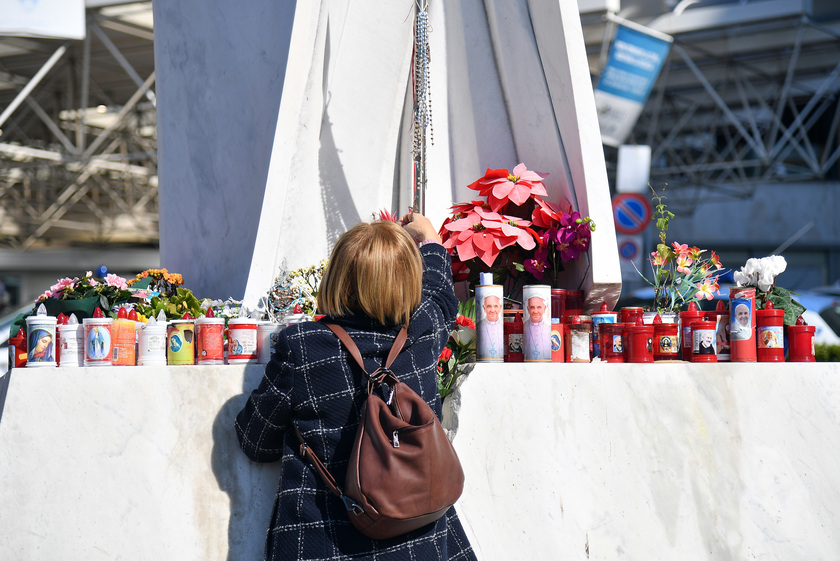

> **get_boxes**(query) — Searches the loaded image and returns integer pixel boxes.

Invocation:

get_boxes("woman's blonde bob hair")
[317,220,423,326]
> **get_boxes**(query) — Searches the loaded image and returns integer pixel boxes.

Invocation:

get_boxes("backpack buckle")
[342,495,365,515]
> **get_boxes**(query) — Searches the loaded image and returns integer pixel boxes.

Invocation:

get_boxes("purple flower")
[524,246,550,279]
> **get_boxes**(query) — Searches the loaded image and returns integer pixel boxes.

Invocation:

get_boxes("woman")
[235,213,476,561]
[28,328,54,363]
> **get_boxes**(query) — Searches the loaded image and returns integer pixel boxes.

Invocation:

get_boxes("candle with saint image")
[476,273,504,362]
[729,286,757,362]
[522,285,552,362]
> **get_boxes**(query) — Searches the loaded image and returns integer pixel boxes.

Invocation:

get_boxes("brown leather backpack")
[294,322,465,540]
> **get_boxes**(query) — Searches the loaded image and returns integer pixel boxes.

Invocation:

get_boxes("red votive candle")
[690,319,718,362]
[626,318,654,363]
[679,302,702,362]
[787,316,816,362]
[653,314,680,361]
[599,323,626,363]
[756,301,785,362]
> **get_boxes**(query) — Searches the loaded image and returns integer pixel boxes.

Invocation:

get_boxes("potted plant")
[634,186,726,318]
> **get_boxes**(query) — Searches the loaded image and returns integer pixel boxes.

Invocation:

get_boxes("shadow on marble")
[211,368,283,560]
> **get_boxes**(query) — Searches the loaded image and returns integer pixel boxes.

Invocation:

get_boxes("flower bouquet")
[437,300,476,399]
[635,186,725,313]
[439,163,594,298]
[127,268,204,321]
[36,271,133,318]
[733,255,805,326]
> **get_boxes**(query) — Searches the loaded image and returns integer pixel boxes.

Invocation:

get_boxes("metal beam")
[0,44,68,130]
[91,19,156,107]
[674,43,768,160]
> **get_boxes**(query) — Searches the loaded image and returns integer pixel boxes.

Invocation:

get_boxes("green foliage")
[651,185,675,245]
[134,287,204,320]
[814,344,840,362]
[764,287,807,327]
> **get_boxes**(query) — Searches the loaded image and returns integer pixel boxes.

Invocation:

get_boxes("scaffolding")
[584,0,840,214]
[0,1,157,250]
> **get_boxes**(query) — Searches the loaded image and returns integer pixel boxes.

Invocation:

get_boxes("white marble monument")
[1,362,839,560]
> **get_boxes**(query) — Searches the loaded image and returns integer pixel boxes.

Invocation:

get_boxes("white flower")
[763,255,787,277]
[453,326,476,346]
[735,255,787,291]
[733,270,751,286]
[757,271,775,292]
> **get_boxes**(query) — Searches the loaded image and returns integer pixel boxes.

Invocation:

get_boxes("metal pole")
[0,44,68,130]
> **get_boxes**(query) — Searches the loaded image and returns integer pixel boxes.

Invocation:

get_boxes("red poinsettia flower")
[530,196,569,229]
[467,163,548,211]
[378,208,398,222]
[442,211,505,267]
[451,260,470,282]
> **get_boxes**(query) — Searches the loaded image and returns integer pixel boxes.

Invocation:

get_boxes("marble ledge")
[0,362,838,560]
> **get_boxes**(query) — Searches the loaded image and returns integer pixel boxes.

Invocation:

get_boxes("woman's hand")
[399,212,441,245]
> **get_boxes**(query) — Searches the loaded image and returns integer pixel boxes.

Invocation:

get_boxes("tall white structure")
[155,0,620,308]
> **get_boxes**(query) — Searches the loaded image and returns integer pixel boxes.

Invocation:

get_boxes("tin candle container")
[551,289,567,326]
[167,319,196,365]
[111,308,137,366]
[619,307,644,326]
[550,321,565,362]
[196,315,226,365]
[228,317,259,364]
[58,314,84,367]
[138,316,167,366]
[258,321,283,364]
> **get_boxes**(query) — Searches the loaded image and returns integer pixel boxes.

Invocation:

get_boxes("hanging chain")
[412,0,432,213]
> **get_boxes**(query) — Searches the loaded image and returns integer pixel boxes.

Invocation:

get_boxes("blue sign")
[619,240,640,261]
[594,24,673,146]
[597,25,672,104]
[613,193,652,235]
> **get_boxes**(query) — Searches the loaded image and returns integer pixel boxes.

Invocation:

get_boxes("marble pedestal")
[1,362,838,560]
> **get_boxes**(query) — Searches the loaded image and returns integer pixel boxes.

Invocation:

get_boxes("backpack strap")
[292,322,408,515]
[323,323,408,380]
[292,424,364,515]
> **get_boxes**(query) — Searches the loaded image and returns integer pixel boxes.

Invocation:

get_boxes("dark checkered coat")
[235,244,477,561]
